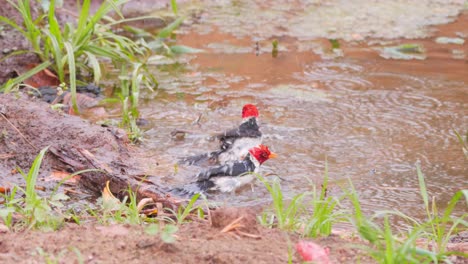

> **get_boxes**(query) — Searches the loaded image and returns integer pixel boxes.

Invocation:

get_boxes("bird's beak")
[269,152,278,159]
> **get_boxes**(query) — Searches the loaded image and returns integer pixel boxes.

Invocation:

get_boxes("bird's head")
[242,104,259,119]
[248,144,277,165]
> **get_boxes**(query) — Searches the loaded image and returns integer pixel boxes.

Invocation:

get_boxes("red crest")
[249,144,277,164]
[242,104,259,118]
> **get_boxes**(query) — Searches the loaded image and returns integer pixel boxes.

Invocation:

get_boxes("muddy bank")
[0,93,180,207]
[0,210,371,264]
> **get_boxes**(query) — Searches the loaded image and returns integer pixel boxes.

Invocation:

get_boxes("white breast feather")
[218,137,262,164]
[213,173,256,193]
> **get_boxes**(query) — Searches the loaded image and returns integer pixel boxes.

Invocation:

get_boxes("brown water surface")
[138,1,467,219]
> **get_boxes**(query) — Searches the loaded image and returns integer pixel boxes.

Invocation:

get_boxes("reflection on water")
[138,4,467,221]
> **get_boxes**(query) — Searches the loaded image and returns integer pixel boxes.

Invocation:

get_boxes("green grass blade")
[84,51,102,84]
[178,193,200,224]
[17,0,42,53]
[76,0,91,37]
[107,15,163,27]
[320,159,328,200]
[383,217,394,263]
[157,17,184,38]
[0,61,52,92]
[44,31,64,81]
[169,45,204,54]
[64,42,79,113]
[103,0,126,19]
[416,164,430,215]
[454,130,468,159]
[83,45,123,61]
[442,191,464,220]
[130,63,143,116]
[0,15,26,35]
[171,0,178,14]
[47,0,62,45]
[83,0,128,40]
[25,147,49,199]
[0,49,31,64]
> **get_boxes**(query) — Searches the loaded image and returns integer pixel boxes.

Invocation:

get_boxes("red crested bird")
[172,144,276,197]
[180,104,262,166]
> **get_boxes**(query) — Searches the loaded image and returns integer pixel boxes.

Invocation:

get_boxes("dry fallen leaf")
[102,180,118,201]
[15,64,60,88]
[47,171,79,183]
[0,186,11,194]
[137,198,154,212]
[102,181,122,212]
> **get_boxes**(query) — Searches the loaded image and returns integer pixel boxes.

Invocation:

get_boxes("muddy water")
[138,1,467,218]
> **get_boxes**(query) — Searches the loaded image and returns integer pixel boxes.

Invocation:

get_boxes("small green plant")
[345,166,468,263]
[165,193,202,225]
[1,0,158,113]
[329,39,340,49]
[258,175,306,231]
[117,63,147,142]
[35,246,84,264]
[454,130,468,159]
[416,164,468,255]
[1,0,197,141]
[345,180,438,263]
[272,39,278,58]
[258,161,343,238]
[36,247,63,264]
[0,147,69,231]
[303,163,344,238]
[368,216,440,264]
[94,183,148,225]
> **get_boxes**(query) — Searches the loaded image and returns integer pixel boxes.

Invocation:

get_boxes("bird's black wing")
[170,180,215,198]
[218,118,261,139]
[217,118,262,150]
[196,158,256,181]
[178,150,222,166]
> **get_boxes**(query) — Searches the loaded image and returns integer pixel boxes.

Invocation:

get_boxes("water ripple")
[299,61,373,90]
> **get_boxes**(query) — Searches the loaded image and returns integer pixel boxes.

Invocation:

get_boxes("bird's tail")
[169,180,214,198]
[178,150,222,166]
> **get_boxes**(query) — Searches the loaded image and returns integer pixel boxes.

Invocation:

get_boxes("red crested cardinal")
[180,104,262,165]
[172,144,276,197]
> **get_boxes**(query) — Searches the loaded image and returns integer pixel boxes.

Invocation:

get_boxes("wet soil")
[0,217,368,264]
[0,93,127,191]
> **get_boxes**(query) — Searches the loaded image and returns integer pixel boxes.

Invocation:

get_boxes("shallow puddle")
[132,1,468,220]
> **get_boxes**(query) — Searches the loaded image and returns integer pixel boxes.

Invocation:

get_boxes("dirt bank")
[0,93,182,209]
[0,207,375,264]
